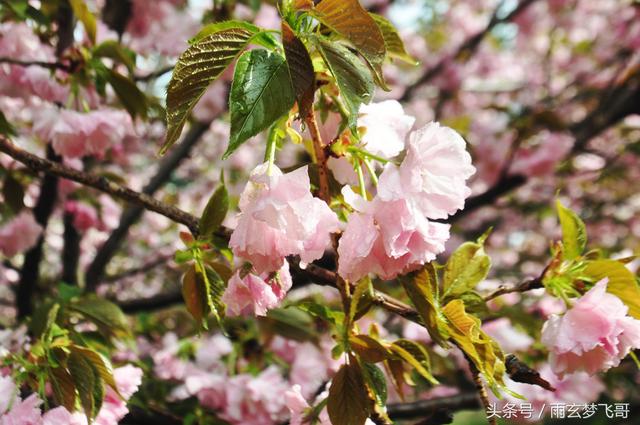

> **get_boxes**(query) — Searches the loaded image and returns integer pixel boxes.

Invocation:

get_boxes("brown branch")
[305,106,331,203]
[483,264,548,302]
[61,211,81,285]
[0,136,200,235]
[387,392,480,420]
[0,57,72,73]
[134,65,175,82]
[400,0,540,102]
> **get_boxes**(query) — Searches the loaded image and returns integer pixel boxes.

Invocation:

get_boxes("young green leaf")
[370,13,418,65]
[312,0,387,89]
[442,240,491,299]
[106,70,147,119]
[389,339,438,385]
[68,350,100,420]
[190,20,278,50]
[69,345,119,396]
[50,367,77,411]
[556,200,587,260]
[349,334,389,363]
[162,27,255,154]
[361,362,388,405]
[182,265,208,325]
[0,109,17,136]
[315,38,374,131]
[584,259,640,319]
[226,49,295,158]
[282,21,316,119]
[69,0,96,44]
[92,40,136,71]
[199,181,229,240]
[327,362,372,425]
[401,265,450,347]
[69,296,129,336]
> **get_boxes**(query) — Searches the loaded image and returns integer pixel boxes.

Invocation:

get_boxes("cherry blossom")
[0,211,43,257]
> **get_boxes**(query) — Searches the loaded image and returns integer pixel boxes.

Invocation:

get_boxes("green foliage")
[227,49,295,158]
[189,20,278,49]
[105,70,148,119]
[69,295,130,337]
[389,339,438,385]
[556,200,587,260]
[92,40,136,72]
[199,179,229,240]
[315,37,374,132]
[68,350,103,421]
[311,0,388,90]
[163,27,256,154]
[442,237,491,300]
[68,0,96,44]
[0,109,17,137]
[370,13,418,65]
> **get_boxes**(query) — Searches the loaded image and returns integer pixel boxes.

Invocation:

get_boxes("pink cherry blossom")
[541,278,640,376]
[41,407,73,425]
[378,122,476,219]
[229,163,340,273]
[33,107,134,159]
[0,393,42,425]
[0,376,16,414]
[0,211,43,257]
[65,201,99,232]
[93,365,143,425]
[482,318,534,353]
[222,263,292,317]
[338,186,450,282]
[358,100,415,159]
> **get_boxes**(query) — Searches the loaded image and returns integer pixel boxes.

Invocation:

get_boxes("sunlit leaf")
[227,49,295,158]
[556,200,587,260]
[282,21,316,119]
[69,0,96,44]
[50,366,76,411]
[315,37,374,131]
[162,27,255,154]
[443,240,491,299]
[370,13,418,65]
[349,334,389,363]
[69,345,119,395]
[68,350,100,420]
[401,265,449,347]
[389,339,438,385]
[199,181,229,240]
[312,0,387,90]
[361,362,387,405]
[584,259,640,319]
[190,20,278,49]
[69,296,129,336]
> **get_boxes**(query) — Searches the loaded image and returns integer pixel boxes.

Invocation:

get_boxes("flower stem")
[355,160,367,199]
[362,158,378,186]
[305,107,331,203]
[265,125,278,175]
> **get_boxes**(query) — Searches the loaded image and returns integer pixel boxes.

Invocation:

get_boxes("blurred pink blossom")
[0,211,42,257]
[65,201,99,232]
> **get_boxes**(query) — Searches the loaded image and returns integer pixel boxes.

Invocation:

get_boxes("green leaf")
[297,301,345,327]
[315,37,374,132]
[349,277,373,322]
[226,49,295,158]
[327,362,372,425]
[350,334,389,363]
[69,345,119,395]
[282,21,316,119]
[556,200,587,260]
[29,302,60,339]
[162,27,255,154]
[199,181,229,240]
[0,109,17,136]
[50,366,76,411]
[182,265,207,325]
[584,259,640,319]
[106,69,148,119]
[401,265,450,347]
[69,0,96,44]
[263,307,317,342]
[361,362,387,405]
[443,240,491,299]
[442,299,506,395]
[92,40,136,71]
[389,339,438,385]
[312,0,387,89]
[69,296,129,336]
[190,20,278,50]
[370,13,418,65]
[68,350,100,420]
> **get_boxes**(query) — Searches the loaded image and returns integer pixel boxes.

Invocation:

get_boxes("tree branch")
[0,57,72,72]
[16,145,60,319]
[61,211,81,285]
[387,392,480,420]
[0,136,200,235]
[85,121,210,290]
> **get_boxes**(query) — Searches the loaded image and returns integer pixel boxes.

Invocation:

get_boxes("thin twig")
[0,56,72,72]
[0,136,200,235]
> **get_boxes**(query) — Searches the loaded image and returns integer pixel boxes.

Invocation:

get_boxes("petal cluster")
[230,164,340,274]
[338,122,475,282]
[222,263,293,317]
[541,279,640,376]
[0,212,43,257]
